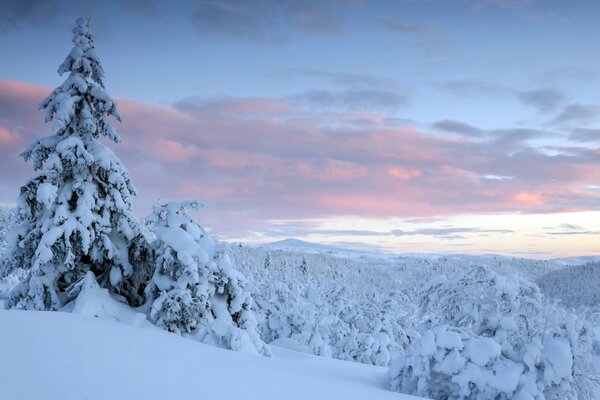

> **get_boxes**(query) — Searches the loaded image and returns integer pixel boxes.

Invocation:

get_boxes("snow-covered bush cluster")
[144,201,269,355]
[0,18,267,355]
[0,208,11,256]
[389,265,598,399]
[229,245,414,365]
[390,325,524,399]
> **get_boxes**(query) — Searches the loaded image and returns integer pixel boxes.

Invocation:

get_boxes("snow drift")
[0,309,423,400]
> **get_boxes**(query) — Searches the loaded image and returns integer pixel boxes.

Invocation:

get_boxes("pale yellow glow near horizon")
[245,211,600,259]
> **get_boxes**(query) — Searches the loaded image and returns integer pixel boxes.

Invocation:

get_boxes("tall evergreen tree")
[1,18,152,310]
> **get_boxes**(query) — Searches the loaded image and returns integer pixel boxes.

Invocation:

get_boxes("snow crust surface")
[0,310,423,400]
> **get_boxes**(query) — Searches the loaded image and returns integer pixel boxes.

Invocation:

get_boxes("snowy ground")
[0,310,423,400]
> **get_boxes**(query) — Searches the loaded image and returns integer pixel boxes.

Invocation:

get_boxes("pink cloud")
[323,160,367,180]
[387,166,421,181]
[152,139,201,162]
[1,78,599,238]
[0,127,22,144]
[513,191,544,204]
[0,80,47,101]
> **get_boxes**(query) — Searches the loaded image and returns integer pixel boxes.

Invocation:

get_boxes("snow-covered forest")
[1,16,599,400]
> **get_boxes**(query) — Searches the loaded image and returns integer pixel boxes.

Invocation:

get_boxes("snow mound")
[0,310,424,400]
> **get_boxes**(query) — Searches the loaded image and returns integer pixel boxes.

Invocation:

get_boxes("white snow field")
[0,309,422,400]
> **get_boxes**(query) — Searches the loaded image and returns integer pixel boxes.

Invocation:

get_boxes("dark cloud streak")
[516,88,564,112]
[569,128,600,143]
[378,16,451,51]
[290,88,408,112]
[190,0,343,44]
[0,0,64,33]
[432,119,484,137]
[550,103,600,126]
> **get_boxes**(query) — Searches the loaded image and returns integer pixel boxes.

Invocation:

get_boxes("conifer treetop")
[58,17,105,87]
[28,17,121,165]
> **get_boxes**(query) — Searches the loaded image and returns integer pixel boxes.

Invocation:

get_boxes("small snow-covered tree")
[1,18,152,310]
[144,201,270,355]
[300,256,308,275]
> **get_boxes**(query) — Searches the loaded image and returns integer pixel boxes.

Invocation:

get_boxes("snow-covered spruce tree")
[1,18,153,310]
[144,201,270,355]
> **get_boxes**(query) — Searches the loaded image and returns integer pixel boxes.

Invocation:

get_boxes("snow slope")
[0,310,424,400]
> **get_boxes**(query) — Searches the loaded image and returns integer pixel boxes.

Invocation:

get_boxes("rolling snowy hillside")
[0,310,423,400]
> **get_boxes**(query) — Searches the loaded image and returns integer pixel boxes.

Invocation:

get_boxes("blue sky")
[0,0,599,257]
[3,0,600,127]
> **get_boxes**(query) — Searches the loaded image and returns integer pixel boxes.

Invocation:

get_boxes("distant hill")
[263,238,349,253]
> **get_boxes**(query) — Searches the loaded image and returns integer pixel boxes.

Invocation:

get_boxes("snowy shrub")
[389,325,525,399]
[144,201,270,355]
[253,279,335,357]
[389,265,598,399]
[328,288,410,366]
[0,18,153,310]
[418,265,545,354]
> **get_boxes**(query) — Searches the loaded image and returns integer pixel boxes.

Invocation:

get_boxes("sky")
[0,0,599,258]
